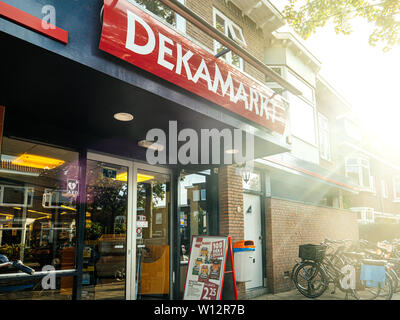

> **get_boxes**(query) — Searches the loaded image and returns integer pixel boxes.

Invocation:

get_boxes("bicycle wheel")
[293,261,328,298]
[352,270,393,300]
[290,261,303,282]
[388,269,398,293]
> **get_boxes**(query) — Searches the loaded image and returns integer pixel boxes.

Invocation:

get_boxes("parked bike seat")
[362,259,386,266]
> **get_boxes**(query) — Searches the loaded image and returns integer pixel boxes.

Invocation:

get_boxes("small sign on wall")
[103,167,117,179]
[67,179,79,197]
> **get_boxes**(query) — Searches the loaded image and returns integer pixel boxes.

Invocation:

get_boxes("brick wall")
[265,197,359,293]
[218,165,246,299]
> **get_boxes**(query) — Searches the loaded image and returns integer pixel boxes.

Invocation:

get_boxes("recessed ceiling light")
[225,148,239,154]
[114,112,134,122]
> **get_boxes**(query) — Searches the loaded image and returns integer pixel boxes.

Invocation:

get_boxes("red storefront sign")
[99,0,286,134]
[0,1,68,44]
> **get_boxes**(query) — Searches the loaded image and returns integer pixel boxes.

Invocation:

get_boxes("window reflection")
[0,137,78,300]
[179,173,208,261]
[83,160,128,300]
[136,170,170,299]
[178,171,213,296]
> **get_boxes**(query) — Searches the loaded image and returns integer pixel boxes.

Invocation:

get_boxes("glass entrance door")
[84,159,129,300]
[85,154,172,300]
[135,168,171,299]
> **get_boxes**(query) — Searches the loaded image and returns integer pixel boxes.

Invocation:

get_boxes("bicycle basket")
[299,244,326,262]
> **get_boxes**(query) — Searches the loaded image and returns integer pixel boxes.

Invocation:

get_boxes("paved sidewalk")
[253,287,400,300]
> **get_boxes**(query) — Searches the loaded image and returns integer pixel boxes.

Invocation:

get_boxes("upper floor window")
[393,176,400,201]
[286,69,314,103]
[318,113,331,161]
[381,179,389,198]
[132,0,186,33]
[345,156,373,190]
[213,8,245,70]
[344,119,363,142]
[288,92,316,145]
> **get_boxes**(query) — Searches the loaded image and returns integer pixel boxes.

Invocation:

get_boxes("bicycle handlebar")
[12,261,35,275]
[0,260,35,275]
[323,238,353,245]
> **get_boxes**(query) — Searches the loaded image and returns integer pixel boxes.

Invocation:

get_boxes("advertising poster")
[183,236,228,300]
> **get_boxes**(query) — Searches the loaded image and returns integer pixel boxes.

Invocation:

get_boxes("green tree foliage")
[283,0,400,51]
[86,174,166,237]
[133,0,176,26]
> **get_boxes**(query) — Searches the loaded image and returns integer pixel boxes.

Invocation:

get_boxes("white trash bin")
[233,240,256,282]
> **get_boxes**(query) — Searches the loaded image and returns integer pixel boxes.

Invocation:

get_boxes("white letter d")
[126,10,156,55]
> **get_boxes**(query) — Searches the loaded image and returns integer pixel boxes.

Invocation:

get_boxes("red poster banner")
[99,0,287,134]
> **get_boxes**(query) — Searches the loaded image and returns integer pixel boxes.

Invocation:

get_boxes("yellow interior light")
[36,216,51,220]
[0,213,13,219]
[28,209,51,216]
[116,172,154,182]
[116,172,128,182]
[12,154,65,169]
[61,205,77,211]
[137,173,154,182]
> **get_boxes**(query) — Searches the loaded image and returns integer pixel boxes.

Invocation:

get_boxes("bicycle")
[292,242,393,300]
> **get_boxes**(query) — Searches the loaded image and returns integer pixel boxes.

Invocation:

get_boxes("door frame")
[87,152,173,300]
[243,191,264,289]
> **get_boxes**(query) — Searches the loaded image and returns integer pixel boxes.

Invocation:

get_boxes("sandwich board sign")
[183,235,237,300]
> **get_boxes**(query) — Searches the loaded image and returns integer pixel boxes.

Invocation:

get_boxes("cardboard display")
[183,235,237,300]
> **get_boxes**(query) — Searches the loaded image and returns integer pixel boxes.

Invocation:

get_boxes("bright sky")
[271,1,400,153]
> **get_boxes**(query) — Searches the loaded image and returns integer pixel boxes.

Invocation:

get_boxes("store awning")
[257,153,359,193]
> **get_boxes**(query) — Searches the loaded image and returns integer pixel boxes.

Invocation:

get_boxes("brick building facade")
[1,0,398,301]
[181,0,365,296]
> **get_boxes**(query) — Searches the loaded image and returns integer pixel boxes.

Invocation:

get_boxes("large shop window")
[213,8,245,70]
[288,92,317,145]
[393,176,400,201]
[0,138,79,300]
